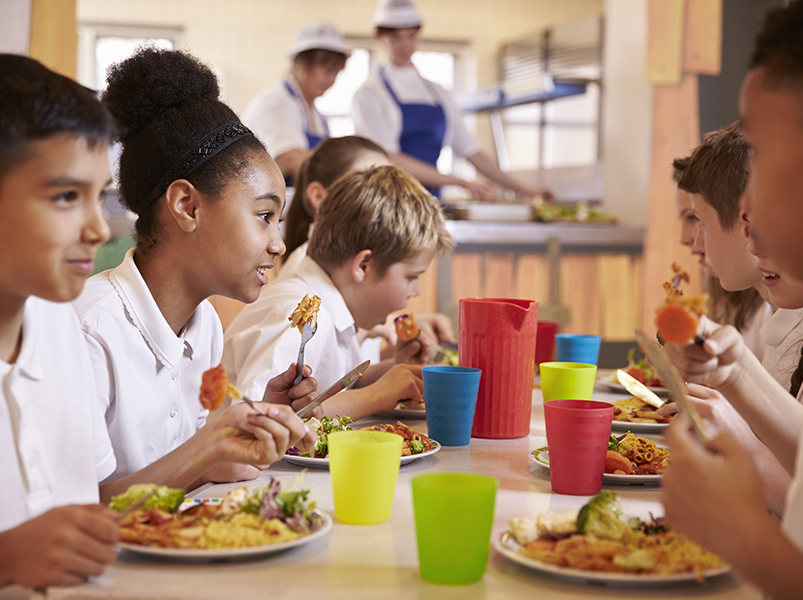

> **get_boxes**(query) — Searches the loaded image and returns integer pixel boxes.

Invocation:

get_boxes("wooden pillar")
[641,0,722,331]
[28,0,77,79]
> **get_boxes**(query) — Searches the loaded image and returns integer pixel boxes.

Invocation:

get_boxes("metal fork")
[293,320,318,385]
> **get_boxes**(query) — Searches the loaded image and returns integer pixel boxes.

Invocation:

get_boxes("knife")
[616,369,666,409]
[635,330,708,442]
[295,360,370,418]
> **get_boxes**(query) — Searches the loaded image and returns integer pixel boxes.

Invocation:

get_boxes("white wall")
[602,0,652,226]
[0,0,31,55]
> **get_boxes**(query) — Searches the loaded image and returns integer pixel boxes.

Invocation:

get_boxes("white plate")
[283,440,441,469]
[529,447,661,485]
[598,374,669,396]
[494,532,730,586]
[610,419,669,434]
[118,510,332,561]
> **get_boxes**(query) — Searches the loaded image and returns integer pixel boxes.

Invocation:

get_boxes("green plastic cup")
[540,361,597,402]
[329,430,403,525]
[411,473,498,585]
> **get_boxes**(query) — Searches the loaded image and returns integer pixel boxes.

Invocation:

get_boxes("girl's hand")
[261,363,319,415]
[415,313,456,345]
[394,329,438,365]
[211,403,316,466]
[661,415,766,559]
[663,316,747,389]
[0,505,118,588]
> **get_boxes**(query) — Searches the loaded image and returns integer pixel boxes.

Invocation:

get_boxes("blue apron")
[381,67,447,197]
[284,80,329,186]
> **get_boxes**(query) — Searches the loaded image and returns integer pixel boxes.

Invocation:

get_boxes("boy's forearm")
[718,350,803,472]
[321,389,375,421]
[355,360,393,387]
[0,529,17,587]
[731,513,803,600]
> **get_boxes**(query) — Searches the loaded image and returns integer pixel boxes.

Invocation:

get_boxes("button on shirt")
[223,256,362,401]
[73,249,223,482]
[242,77,329,158]
[352,63,479,158]
[0,297,115,532]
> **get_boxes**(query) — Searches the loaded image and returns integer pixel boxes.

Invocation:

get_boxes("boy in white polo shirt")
[0,54,119,589]
[224,165,455,420]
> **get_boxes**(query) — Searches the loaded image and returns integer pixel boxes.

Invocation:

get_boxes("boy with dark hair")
[0,54,119,588]
[661,3,803,597]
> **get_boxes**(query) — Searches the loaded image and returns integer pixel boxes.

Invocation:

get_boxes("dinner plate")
[528,447,661,485]
[597,374,669,396]
[494,532,731,586]
[283,440,441,469]
[610,419,670,434]
[118,510,332,561]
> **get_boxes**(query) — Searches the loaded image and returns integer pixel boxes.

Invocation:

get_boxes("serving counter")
[21,385,760,600]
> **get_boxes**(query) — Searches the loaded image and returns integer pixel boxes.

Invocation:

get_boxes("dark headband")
[141,121,253,214]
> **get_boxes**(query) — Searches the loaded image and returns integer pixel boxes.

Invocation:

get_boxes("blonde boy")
[224,165,454,419]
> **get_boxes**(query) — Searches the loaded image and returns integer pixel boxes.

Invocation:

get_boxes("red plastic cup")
[544,400,614,495]
[459,298,538,439]
[534,321,559,369]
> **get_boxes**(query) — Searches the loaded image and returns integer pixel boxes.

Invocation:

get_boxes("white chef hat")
[288,21,351,58]
[372,0,424,29]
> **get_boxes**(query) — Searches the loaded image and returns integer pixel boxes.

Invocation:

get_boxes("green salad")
[301,415,354,458]
[108,483,185,513]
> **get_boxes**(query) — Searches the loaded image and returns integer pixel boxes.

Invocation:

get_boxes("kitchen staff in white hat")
[352,0,549,200]
[242,21,349,184]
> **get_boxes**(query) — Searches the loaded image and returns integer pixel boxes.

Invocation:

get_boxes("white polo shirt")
[242,77,328,158]
[761,307,803,394]
[223,256,363,401]
[0,297,115,533]
[352,63,480,158]
[782,412,803,555]
[73,249,223,482]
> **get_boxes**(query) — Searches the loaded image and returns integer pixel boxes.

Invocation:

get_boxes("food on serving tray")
[612,398,671,424]
[394,313,419,342]
[655,263,709,344]
[358,421,435,456]
[288,294,321,332]
[115,478,317,549]
[605,433,670,475]
[507,491,726,576]
[109,483,185,513]
[615,348,664,388]
[533,200,617,224]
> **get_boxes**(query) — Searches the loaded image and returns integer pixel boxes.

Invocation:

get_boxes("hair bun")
[103,46,220,140]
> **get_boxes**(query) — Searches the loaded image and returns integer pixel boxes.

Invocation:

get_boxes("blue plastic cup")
[423,366,482,446]
[555,334,602,365]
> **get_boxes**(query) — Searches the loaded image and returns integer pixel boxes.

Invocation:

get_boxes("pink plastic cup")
[535,321,559,370]
[544,400,614,495]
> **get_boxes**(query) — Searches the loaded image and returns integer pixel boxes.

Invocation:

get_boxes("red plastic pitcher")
[459,298,538,439]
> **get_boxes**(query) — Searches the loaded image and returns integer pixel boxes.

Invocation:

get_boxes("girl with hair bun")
[73,47,316,501]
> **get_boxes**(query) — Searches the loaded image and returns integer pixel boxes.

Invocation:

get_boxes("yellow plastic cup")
[328,430,403,524]
[539,361,597,402]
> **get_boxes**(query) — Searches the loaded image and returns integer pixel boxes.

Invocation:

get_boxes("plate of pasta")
[529,433,669,485]
[496,492,730,586]
[610,398,671,433]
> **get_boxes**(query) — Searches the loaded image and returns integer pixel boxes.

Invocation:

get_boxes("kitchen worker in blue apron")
[352,0,548,200]
[243,21,349,185]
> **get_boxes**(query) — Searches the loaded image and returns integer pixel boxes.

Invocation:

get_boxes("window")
[77,24,183,91]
